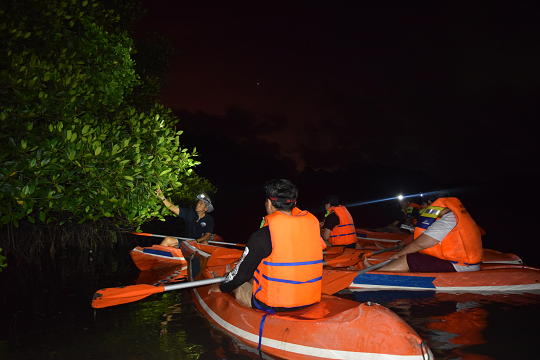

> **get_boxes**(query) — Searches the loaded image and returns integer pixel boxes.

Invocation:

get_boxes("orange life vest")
[254,207,323,308]
[414,198,483,266]
[326,205,356,245]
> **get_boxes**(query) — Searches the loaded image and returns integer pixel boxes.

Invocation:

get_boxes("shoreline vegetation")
[0,0,215,268]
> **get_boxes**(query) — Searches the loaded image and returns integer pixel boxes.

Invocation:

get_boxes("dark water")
[1,237,539,360]
[2,175,540,359]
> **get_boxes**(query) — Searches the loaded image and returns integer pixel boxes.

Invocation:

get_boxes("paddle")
[323,252,365,267]
[92,277,226,308]
[357,236,401,242]
[323,246,344,256]
[131,232,246,247]
[321,259,396,295]
[323,244,404,268]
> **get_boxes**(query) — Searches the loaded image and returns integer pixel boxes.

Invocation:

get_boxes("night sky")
[136,1,539,260]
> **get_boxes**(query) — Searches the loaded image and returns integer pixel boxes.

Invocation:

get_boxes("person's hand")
[208,271,222,294]
[319,221,324,228]
[389,253,401,260]
[156,189,163,198]
[208,264,232,294]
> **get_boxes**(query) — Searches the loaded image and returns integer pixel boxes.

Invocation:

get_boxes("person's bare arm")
[389,233,440,259]
[321,228,331,241]
[197,232,212,244]
[156,189,179,215]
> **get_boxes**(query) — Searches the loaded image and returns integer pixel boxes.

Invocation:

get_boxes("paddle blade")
[324,251,365,267]
[321,272,358,295]
[92,284,165,308]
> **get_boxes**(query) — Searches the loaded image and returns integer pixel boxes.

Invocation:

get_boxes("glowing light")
[398,195,403,200]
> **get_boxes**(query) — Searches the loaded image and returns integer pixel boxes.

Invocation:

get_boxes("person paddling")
[156,189,215,246]
[364,194,483,273]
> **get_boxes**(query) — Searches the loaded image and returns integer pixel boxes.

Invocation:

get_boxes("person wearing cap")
[210,179,324,312]
[156,189,214,246]
[377,198,421,233]
[320,195,357,248]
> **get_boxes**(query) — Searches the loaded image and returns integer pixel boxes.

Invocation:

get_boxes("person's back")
[414,197,483,268]
[254,207,322,309]
[218,179,324,311]
[321,195,356,248]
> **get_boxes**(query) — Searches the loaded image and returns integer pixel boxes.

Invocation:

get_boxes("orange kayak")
[323,263,540,292]
[179,241,433,360]
[129,235,227,270]
[356,227,413,248]
[332,248,523,266]
[130,244,186,270]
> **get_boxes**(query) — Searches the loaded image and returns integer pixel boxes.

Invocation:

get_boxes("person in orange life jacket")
[377,198,421,233]
[419,196,437,215]
[156,189,215,246]
[209,179,324,312]
[364,196,483,273]
[320,195,357,249]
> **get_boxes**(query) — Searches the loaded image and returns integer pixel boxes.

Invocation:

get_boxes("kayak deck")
[180,241,433,360]
[323,264,540,292]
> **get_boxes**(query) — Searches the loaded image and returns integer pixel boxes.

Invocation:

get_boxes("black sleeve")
[322,213,340,231]
[219,227,272,293]
[409,207,419,220]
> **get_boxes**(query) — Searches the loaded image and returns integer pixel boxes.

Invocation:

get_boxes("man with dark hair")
[212,179,324,312]
[156,189,214,246]
[320,195,357,248]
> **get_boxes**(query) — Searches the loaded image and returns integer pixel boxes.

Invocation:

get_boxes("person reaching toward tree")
[156,189,215,246]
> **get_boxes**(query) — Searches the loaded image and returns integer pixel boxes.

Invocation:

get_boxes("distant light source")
[398,195,403,200]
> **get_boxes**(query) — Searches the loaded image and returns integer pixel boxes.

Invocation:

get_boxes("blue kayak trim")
[143,249,174,257]
[352,273,437,289]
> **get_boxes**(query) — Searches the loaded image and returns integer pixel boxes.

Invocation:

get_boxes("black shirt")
[220,227,272,293]
[322,212,340,231]
[220,226,315,312]
[177,208,214,239]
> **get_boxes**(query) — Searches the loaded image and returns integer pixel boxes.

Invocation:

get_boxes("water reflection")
[2,239,540,360]
[339,289,540,360]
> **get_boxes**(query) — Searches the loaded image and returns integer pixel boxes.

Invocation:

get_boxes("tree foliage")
[0,0,215,232]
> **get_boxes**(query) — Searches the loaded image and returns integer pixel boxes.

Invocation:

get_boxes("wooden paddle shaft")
[163,277,226,291]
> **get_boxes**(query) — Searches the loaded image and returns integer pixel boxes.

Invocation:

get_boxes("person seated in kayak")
[320,195,357,249]
[156,189,215,246]
[210,179,324,312]
[419,196,437,215]
[364,196,483,273]
[377,198,421,233]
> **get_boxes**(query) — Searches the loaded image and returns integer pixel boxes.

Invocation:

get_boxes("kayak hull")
[323,265,540,292]
[130,245,186,270]
[181,241,433,360]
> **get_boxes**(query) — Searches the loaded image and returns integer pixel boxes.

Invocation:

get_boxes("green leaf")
[124,176,134,181]
[95,146,101,156]
[39,212,45,222]
[82,125,90,134]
